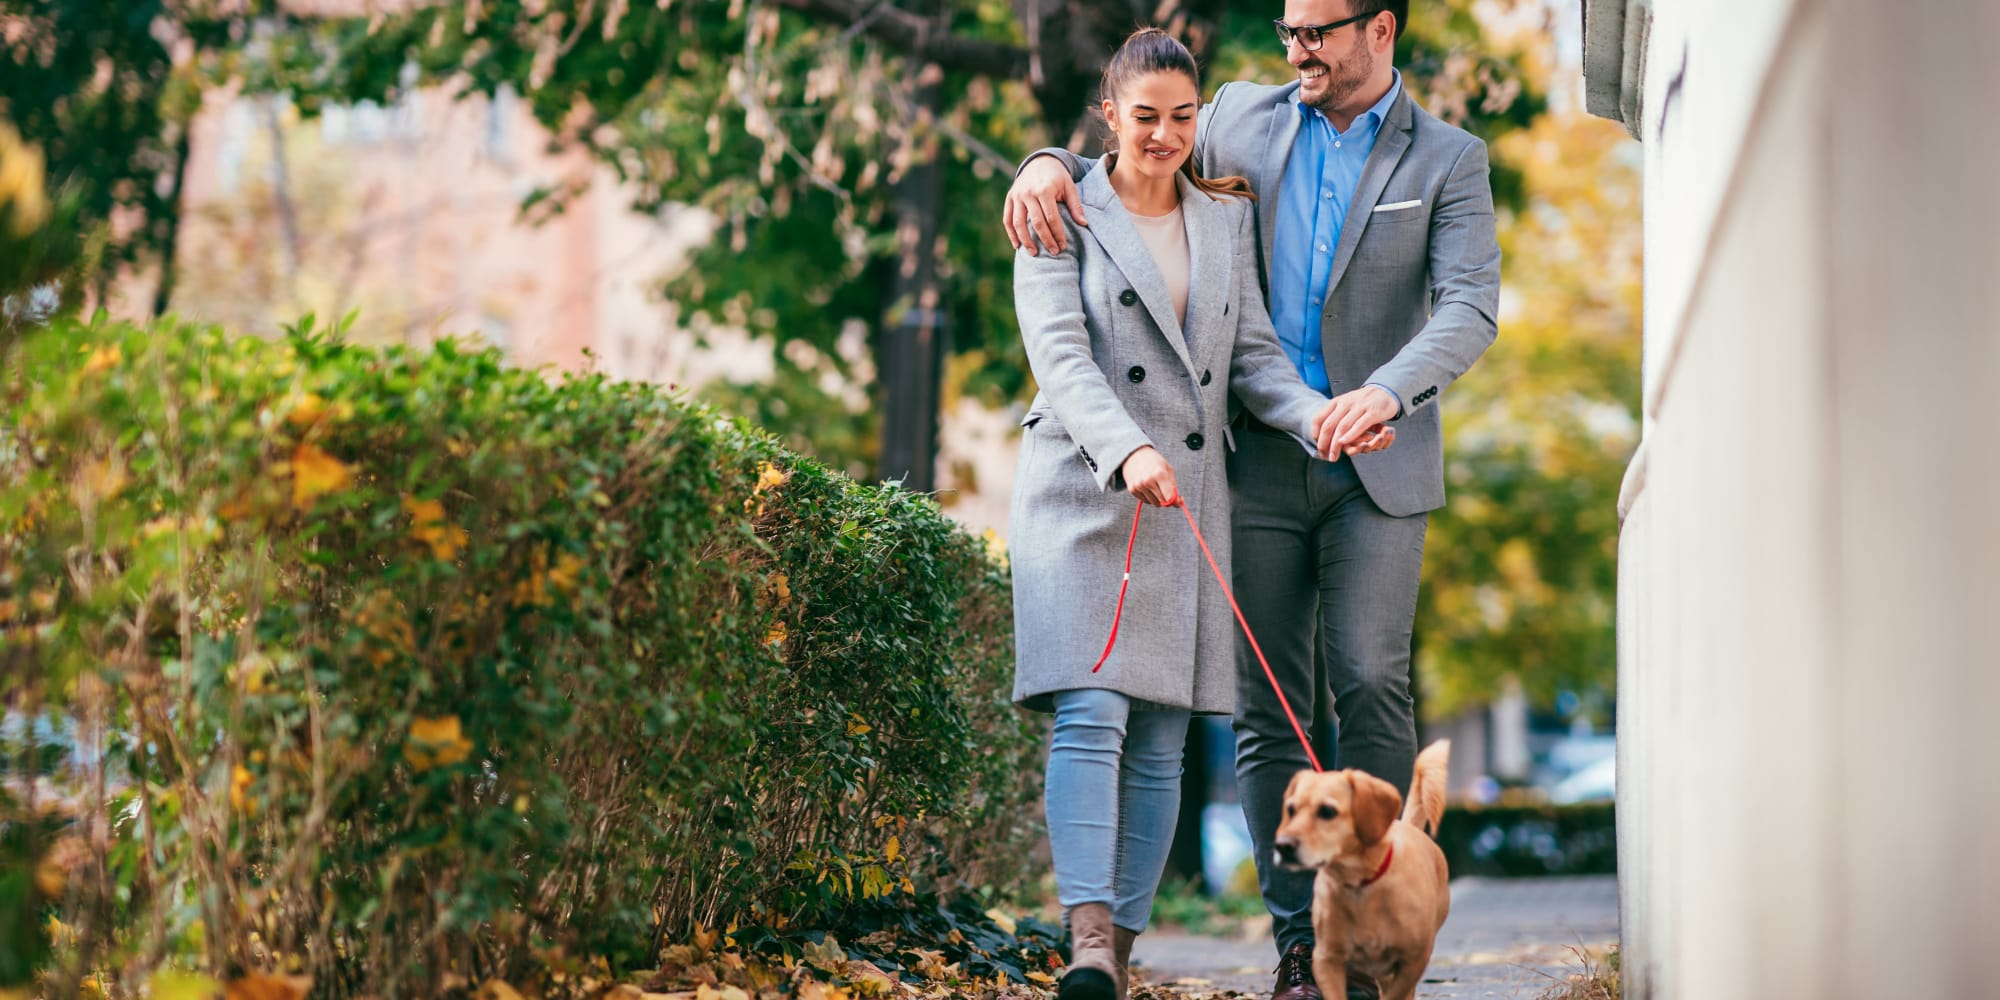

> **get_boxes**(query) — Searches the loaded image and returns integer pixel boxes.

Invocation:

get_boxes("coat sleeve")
[1015,220,1155,492]
[1224,202,1327,456]
[1365,136,1501,417]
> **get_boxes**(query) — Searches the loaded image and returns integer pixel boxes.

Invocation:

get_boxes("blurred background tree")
[241,0,1539,488]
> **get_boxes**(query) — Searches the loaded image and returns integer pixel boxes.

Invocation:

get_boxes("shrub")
[0,313,1041,996]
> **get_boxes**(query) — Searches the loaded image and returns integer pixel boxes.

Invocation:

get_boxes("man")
[1002,4,1500,998]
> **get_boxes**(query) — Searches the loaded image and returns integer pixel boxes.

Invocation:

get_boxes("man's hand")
[1313,386,1401,459]
[1120,446,1180,507]
[1004,156,1088,256]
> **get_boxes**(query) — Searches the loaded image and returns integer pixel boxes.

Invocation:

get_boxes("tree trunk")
[150,124,193,318]
[876,53,948,490]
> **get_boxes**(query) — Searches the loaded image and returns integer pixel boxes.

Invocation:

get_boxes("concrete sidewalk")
[1129,875,1618,999]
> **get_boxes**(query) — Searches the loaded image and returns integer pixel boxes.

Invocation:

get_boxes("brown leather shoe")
[1272,943,1321,1000]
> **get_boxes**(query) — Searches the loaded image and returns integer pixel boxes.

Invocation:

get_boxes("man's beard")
[1303,31,1375,112]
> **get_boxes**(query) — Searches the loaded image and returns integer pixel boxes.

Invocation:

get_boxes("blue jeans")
[1045,688,1191,932]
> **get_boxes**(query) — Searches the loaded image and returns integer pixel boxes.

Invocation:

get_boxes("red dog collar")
[1358,843,1394,888]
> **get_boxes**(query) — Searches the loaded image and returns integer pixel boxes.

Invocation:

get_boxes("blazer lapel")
[1255,93,1305,276]
[1324,88,1414,297]
[1080,163,1197,377]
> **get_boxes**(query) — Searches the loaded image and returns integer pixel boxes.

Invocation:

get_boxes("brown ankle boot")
[1059,902,1117,1000]
[1112,925,1138,1000]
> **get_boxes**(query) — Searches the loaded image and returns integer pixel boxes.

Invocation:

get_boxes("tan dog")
[1271,740,1452,1000]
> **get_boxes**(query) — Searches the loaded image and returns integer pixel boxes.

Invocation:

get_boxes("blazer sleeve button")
[1119,289,1138,306]
[1128,366,1146,383]
[1185,433,1205,451]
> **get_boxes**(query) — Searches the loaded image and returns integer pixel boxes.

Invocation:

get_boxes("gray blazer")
[1040,82,1501,517]
[1009,162,1329,714]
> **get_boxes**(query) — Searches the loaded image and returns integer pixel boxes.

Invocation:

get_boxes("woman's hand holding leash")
[1121,446,1180,506]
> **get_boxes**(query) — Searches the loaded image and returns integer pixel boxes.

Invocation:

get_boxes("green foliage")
[0,314,1040,994]
[1418,110,1642,722]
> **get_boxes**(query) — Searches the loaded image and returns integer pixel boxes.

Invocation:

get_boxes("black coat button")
[1119,289,1138,306]
[1200,369,1212,386]
[1128,366,1146,383]
[1185,433,1205,451]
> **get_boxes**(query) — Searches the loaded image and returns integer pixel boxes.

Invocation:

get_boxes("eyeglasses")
[1272,11,1376,51]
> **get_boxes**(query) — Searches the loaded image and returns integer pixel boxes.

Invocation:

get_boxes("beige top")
[1128,203,1190,329]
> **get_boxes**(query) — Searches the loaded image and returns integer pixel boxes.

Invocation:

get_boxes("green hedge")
[0,314,1041,996]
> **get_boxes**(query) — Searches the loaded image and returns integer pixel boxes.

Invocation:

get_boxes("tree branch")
[768,0,1029,78]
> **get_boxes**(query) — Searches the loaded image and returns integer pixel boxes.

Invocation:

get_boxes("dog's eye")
[1317,804,1339,820]
[1286,802,1297,817]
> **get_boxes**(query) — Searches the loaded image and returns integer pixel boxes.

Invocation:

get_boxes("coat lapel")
[1080,162,1197,378]
[1180,179,1234,377]
[1324,87,1414,297]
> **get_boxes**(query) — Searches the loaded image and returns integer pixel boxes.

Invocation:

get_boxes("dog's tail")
[1402,739,1451,838]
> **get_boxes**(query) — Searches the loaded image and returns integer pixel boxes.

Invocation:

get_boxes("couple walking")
[1003,3,1500,999]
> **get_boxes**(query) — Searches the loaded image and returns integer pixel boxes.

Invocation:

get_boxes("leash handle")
[1092,498,1324,773]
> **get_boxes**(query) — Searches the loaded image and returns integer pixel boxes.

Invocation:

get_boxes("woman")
[1008,28,1394,1000]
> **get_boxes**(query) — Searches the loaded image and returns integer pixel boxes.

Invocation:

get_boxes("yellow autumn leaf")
[1025,971,1056,985]
[692,923,721,953]
[403,496,468,560]
[289,442,352,509]
[229,765,256,815]
[983,909,1016,936]
[766,621,788,646]
[284,393,327,429]
[765,572,792,608]
[754,461,788,493]
[406,715,473,771]
[548,553,587,595]
[883,835,900,864]
[846,719,872,737]
[80,344,122,376]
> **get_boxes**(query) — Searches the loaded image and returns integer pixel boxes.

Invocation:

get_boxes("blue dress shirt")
[1268,71,1404,407]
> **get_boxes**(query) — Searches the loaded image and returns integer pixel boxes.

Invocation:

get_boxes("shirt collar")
[1293,68,1403,136]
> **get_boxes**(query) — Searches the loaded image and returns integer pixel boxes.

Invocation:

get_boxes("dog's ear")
[1349,771,1403,846]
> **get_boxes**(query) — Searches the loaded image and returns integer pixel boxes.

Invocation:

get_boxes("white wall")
[1614,2,2000,998]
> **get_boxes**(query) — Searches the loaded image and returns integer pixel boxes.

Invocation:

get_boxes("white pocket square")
[1373,199,1423,213]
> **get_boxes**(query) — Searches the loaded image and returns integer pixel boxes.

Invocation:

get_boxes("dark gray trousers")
[1225,424,1427,956]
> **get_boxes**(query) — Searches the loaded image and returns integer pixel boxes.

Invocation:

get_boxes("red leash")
[1091,498,1325,773]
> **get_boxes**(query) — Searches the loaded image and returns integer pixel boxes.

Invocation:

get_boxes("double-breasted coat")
[1009,161,1331,715]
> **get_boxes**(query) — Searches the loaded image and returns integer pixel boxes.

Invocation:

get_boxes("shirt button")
[1335,140,1343,148]
[1318,244,1328,253]
[1312,298,1322,305]
[1323,190,1333,199]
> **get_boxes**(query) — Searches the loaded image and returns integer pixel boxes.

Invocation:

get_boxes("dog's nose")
[1273,839,1299,866]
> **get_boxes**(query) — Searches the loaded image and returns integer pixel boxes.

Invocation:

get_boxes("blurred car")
[1547,752,1616,805]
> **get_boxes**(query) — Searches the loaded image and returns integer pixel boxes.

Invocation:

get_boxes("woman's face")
[1102,70,1199,182]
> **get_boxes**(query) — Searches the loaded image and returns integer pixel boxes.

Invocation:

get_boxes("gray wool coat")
[1009,162,1331,715]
